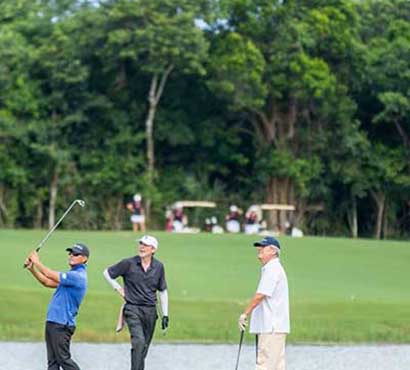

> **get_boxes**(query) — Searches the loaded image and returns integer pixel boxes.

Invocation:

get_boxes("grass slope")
[1,230,409,343]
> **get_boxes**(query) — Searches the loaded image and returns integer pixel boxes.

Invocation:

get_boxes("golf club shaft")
[23,199,85,268]
[235,330,244,370]
[36,200,80,250]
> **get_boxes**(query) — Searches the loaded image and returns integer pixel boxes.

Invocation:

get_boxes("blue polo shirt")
[46,264,88,327]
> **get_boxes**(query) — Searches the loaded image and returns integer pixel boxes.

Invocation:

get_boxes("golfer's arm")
[29,267,58,288]
[103,269,124,297]
[159,289,168,316]
[243,293,265,316]
[33,261,60,284]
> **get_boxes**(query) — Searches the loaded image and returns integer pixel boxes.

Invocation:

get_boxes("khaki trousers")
[256,333,287,370]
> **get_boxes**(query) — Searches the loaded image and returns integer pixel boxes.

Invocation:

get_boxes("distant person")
[244,205,261,234]
[291,227,303,237]
[284,221,304,238]
[204,218,213,232]
[225,204,241,233]
[25,243,90,370]
[103,235,168,370]
[238,236,290,370]
[127,194,145,232]
[165,208,173,232]
[211,216,224,234]
[171,203,188,232]
[284,221,292,236]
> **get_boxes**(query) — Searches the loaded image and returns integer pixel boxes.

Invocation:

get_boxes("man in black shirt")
[103,235,168,370]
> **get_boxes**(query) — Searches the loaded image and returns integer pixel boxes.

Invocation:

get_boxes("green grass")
[1,229,410,343]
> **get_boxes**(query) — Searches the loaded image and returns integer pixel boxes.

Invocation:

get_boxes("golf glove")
[238,314,248,331]
[162,316,169,331]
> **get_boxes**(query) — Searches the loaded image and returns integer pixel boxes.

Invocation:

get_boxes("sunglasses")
[68,252,82,257]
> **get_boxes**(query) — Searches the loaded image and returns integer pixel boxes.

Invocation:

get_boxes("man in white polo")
[238,236,290,370]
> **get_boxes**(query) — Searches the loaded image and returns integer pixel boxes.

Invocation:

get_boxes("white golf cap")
[138,235,158,249]
[133,193,142,201]
[230,205,238,212]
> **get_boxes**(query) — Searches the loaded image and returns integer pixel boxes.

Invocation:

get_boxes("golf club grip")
[23,247,41,268]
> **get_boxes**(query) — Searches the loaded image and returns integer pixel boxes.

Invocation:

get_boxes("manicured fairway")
[1,230,409,343]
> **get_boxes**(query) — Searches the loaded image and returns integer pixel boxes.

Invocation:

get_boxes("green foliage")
[101,0,208,75]
[364,144,410,190]
[0,0,409,237]
[289,52,338,100]
[257,149,323,198]
[207,32,267,109]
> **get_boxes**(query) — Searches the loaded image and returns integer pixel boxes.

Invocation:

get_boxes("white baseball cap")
[133,193,142,201]
[138,235,158,249]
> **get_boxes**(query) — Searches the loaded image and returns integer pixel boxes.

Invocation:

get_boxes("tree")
[27,12,90,227]
[98,0,209,220]
[355,0,410,237]
[0,1,41,226]
[207,0,360,229]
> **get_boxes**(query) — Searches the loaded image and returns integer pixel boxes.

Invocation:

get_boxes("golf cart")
[245,204,302,236]
[166,201,217,233]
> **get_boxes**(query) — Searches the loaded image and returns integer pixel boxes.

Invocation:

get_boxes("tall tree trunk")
[145,97,157,221]
[279,178,289,227]
[393,119,409,148]
[145,78,158,223]
[34,200,43,229]
[370,190,385,239]
[266,177,294,231]
[266,177,278,228]
[350,194,358,238]
[103,202,112,229]
[144,65,174,223]
[0,184,8,227]
[114,197,123,231]
[255,97,299,232]
[382,203,389,239]
[146,98,156,190]
[48,169,59,228]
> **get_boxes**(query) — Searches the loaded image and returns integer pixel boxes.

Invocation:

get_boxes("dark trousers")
[124,304,158,370]
[45,321,80,370]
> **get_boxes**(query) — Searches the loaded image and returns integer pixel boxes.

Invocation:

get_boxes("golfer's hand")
[117,287,125,299]
[24,258,34,270]
[161,316,169,331]
[238,313,248,331]
[29,251,40,264]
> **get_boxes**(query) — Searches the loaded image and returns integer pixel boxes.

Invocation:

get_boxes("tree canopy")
[0,0,409,238]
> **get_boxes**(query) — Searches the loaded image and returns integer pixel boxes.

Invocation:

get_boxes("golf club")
[23,199,86,268]
[235,330,244,370]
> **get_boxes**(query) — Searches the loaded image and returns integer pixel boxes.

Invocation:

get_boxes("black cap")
[253,236,280,249]
[66,243,90,257]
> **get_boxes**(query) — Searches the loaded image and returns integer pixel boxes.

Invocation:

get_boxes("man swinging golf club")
[25,243,90,370]
[103,235,169,370]
[238,236,290,370]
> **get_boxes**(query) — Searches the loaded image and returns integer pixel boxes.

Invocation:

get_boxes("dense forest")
[1,0,409,238]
